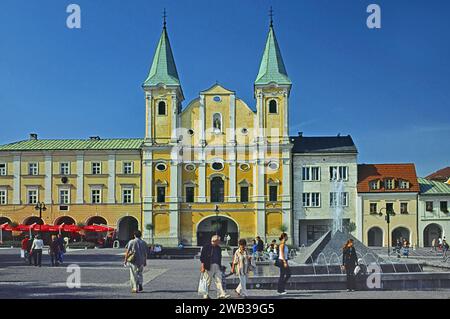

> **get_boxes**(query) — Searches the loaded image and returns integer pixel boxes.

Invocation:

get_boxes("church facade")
[141,21,293,246]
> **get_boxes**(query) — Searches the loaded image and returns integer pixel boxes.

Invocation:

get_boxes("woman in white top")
[231,238,251,297]
[30,234,44,267]
[277,232,291,295]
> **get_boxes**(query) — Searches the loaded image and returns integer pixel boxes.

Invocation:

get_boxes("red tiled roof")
[357,163,419,193]
[425,167,450,183]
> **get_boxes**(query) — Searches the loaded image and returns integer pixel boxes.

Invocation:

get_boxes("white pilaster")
[283,91,289,142]
[142,150,153,241]
[146,92,152,140]
[76,154,84,204]
[44,154,52,204]
[169,146,180,241]
[199,94,206,146]
[281,153,291,238]
[229,162,237,202]
[198,161,207,203]
[12,155,21,204]
[171,93,178,143]
[258,91,264,141]
[107,154,116,204]
[229,94,236,145]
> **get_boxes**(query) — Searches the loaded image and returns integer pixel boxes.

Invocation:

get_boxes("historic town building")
[0,137,142,244]
[418,177,450,246]
[357,164,420,247]
[141,20,293,246]
[292,135,359,246]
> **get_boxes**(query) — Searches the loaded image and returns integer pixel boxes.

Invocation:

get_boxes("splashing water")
[331,178,345,234]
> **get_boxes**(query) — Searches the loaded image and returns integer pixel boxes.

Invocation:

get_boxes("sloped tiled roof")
[357,163,419,193]
[425,167,450,183]
[291,135,358,154]
[418,177,450,195]
[0,138,144,151]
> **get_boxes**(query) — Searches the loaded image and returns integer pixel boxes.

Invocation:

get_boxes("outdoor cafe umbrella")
[83,225,115,232]
[0,223,13,243]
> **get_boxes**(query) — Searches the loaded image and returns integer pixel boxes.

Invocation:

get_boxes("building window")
[60,162,70,175]
[185,186,195,203]
[91,189,101,204]
[307,225,329,245]
[370,203,378,214]
[28,189,38,204]
[384,179,394,190]
[157,186,166,203]
[184,164,196,172]
[302,193,320,207]
[440,201,448,213]
[302,167,320,181]
[210,177,224,203]
[92,162,101,175]
[268,161,279,171]
[400,203,408,214]
[269,185,278,202]
[0,163,6,176]
[399,180,410,189]
[59,189,69,205]
[122,188,133,204]
[158,101,166,115]
[123,162,133,174]
[240,186,249,203]
[330,166,348,181]
[330,192,348,207]
[211,162,224,171]
[28,163,38,176]
[212,113,222,132]
[386,203,394,214]
[155,163,167,171]
[426,201,433,212]
[268,100,277,114]
[239,163,250,171]
[0,190,6,205]
[369,180,380,190]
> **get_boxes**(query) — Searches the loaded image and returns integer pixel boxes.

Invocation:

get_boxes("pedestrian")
[30,234,44,267]
[438,237,443,250]
[26,235,34,265]
[342,239,358,292]
[256,236,264,261]
[49,235,60,267]
[402,240,410,258]
[251,239,258,259]
[57,234,66,264]
[21,236,30,261]
[231,239,251,298]
[395,239,402,258]
[431,238,437,252]
[442,239,449,260]
[268,239,277,260]
[225,234,231,247]
[199,235,230,299]
[276,232,291,295]
[124,230,148,293]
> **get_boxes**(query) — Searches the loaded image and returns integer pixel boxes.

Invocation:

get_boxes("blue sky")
[0,0,449,177]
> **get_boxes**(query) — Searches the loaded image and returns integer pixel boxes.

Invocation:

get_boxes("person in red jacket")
[21,236,30,263]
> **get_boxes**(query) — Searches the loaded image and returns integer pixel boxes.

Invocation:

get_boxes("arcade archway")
[367,227,383,247]
[423,223,442,247]
[197,216,238,246]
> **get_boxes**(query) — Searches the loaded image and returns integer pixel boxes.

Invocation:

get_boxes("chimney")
[29,133,38,140]
[89,136,101,141]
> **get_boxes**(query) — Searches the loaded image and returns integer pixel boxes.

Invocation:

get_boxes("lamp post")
[379,207,396,256]
[214,205,219,236]
[34,202,47,221]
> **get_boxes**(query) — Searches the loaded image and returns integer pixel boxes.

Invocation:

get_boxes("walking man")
[200,235,230,299]
[30,234,44,267]
[124,230,148,293]
[57,234,66,264]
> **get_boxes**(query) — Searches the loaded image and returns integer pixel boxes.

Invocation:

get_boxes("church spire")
[143,9,181,88]
[254,8,291,86]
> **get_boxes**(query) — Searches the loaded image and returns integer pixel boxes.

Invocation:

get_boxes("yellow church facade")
[142,21,293,246]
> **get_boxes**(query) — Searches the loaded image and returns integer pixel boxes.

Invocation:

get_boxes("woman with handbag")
[342,239,358,292]
[277,233,291,295]
[231,239,251,297]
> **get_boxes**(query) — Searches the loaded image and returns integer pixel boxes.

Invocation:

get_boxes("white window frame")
[123,162,133,175]
[385,179,394,190]
[92,162,102,175]
[330,166,348,181]
[0,189,7,205]
[302,166,320,181]
[60,162,70,175]
[122,187,133,204]
[28,163,38,176]
[268,99,278,114]
[302,192,320,207]
[91,188,102,204]
[0,163,7,176]
[59,188,70,205]
[27,188,38,204]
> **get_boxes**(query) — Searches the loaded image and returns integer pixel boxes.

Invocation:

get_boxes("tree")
[346,222,357,234]
[279,224,288,233]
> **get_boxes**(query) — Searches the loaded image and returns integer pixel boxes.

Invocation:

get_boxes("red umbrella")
[83,225,114,232]
[14,224,32,232]
[61,224,81,233]
[0,223,13,231]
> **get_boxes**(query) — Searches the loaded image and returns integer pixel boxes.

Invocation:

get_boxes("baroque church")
[141,18,293,246]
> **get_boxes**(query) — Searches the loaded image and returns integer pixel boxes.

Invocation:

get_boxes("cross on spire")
[269,6,274,27]
[163,8,167,28]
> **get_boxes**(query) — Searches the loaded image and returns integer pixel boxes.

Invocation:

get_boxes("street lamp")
[214,205,219,236]
[34,202,47,220]
[379,207,396,256]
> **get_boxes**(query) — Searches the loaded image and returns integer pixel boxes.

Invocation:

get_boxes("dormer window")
[384,178,395,190]
[268,100,277,114]
[158,101,166,115]
[399,179,410,189]
[369,180,380,190]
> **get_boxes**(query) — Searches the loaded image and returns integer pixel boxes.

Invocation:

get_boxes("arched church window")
[269,100,277,114]
[213,113,222,132]
[158,101,166,115]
